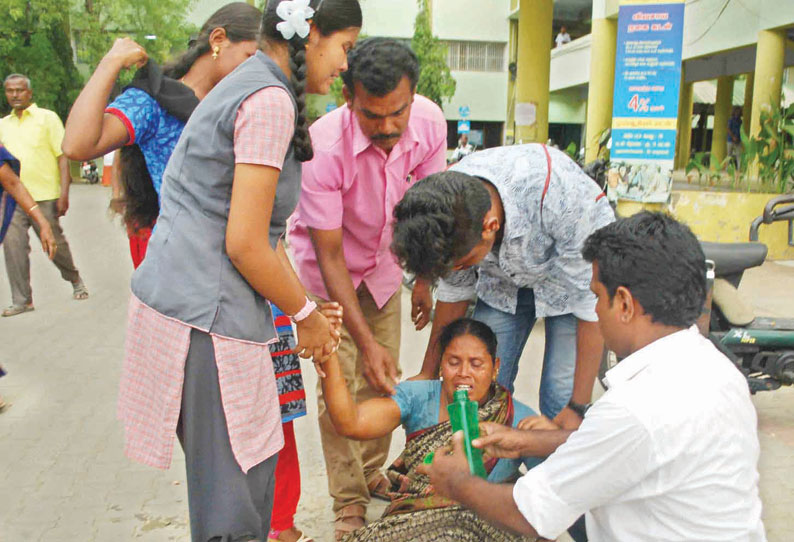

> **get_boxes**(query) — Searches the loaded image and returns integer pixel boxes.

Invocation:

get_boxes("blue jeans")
[473,288,577,418]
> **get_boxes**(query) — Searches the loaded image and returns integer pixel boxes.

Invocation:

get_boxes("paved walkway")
[2,184,792,541]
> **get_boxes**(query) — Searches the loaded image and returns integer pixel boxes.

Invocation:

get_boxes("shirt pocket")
[26,119,51,154]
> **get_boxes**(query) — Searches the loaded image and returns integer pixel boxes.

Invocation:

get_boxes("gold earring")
[212,46,220,60]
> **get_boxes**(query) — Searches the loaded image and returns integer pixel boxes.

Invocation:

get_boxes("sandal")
[334,504,365,542]
[267,527,314,542]
[367,473,391,502]
[72,280,89,300]
[2,303,34,317]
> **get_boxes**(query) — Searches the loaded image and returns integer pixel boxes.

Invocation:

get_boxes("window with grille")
[446,41,506,72]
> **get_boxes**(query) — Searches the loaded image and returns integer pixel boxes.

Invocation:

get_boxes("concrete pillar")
[675,79,694,170]
[515,0,552,143]
[750,29,786,138]
[584,17,618,163]
[711,75,734,169]
[742,72,754,136]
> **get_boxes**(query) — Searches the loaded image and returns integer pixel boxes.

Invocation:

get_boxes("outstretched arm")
[321,349,403,440]
[421,432,539,537]
[311,226,399,395]
[62,38,148,160]
[474,422,573,459]
[0,163,56,259]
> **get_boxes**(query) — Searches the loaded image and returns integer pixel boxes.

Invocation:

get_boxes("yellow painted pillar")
[750,29,785,138]
[584,17,618,163]
[742,72,754,136]
[710,75,733,170]
[675,79,694,170]
[505,19,518,143]
[515,0,552,143]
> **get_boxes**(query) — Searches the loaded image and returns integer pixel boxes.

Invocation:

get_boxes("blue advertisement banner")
[608,0,685,203]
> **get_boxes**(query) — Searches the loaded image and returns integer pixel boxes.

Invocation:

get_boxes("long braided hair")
[261,0,362,162]
[119,2,261,232]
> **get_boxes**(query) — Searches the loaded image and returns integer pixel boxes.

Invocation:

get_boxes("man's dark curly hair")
[582,211,707,328]
[392,171,492,280]
[341,37,419,97]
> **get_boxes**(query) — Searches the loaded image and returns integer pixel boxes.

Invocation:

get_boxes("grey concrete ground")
[1,184,793,541]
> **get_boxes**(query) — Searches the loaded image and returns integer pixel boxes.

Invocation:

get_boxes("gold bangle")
[27,204,39,213]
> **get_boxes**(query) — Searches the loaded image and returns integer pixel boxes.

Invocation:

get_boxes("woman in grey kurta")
[119,2,362,540]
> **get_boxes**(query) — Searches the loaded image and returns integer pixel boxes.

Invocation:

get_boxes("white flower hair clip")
[276,0,315,41]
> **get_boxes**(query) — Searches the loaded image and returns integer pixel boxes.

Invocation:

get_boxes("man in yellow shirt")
[1,74,87,317]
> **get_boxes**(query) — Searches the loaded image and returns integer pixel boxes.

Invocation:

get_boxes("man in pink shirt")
[288,37,447,539]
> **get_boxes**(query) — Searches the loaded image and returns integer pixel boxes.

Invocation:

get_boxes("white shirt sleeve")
[512,399,654,539]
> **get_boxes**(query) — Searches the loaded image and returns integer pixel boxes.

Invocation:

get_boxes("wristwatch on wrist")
[567,399,592,419]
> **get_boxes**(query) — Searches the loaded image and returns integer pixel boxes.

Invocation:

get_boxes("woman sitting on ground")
[320,317,542,542]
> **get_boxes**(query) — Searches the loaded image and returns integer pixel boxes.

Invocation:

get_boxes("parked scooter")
[600,197,794,393]
[700,240,794,392]
[81,160,99,184]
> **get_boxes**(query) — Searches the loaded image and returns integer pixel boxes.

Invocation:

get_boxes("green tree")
[0,0,83,119]
[70,0,197,73]
[411,0,455,107]
[0,0,195,121]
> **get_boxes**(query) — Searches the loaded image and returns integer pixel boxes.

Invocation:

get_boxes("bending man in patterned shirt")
[393,144,615,431]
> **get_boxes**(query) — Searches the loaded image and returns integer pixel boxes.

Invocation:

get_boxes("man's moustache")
[371,133,400,141]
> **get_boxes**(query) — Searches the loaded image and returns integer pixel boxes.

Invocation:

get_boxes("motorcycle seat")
[700,241,767,277]
[712,278,755,326]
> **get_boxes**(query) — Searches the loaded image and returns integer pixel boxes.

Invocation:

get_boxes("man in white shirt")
[421,212,766,541]
[555,26,571,47]
[449,133,473,163]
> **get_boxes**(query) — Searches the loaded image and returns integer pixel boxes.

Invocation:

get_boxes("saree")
[343,384,534,542]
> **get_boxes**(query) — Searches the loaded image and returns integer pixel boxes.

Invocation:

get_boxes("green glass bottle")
[423,387,487,479]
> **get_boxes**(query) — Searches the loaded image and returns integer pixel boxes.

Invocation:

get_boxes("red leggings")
[271,420,301,532]
[129,227,152,269]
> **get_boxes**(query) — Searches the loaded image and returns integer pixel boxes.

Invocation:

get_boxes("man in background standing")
[288,38,447,540]
[727,106,743,167]
[555,26,572,47]
[449,133,474,164]
[0,74,87,317]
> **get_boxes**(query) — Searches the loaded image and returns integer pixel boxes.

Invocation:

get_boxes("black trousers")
[178,328,278,542]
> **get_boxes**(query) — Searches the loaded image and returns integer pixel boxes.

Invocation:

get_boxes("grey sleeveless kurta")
[132,51,300,344]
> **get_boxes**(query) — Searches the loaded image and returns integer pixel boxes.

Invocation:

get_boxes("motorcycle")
[600,194,794,393]
[81,160,99,184]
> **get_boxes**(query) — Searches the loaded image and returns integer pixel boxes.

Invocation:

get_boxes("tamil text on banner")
[608,0,685,203]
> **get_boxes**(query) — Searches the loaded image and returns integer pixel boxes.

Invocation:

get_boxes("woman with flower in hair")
[63,2,262,268]
[117,1,362,540]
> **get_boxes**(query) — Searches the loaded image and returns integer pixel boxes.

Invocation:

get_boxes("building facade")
[508,0,794,167]
[190,0,512,149]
